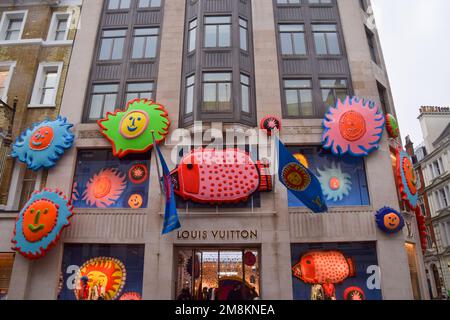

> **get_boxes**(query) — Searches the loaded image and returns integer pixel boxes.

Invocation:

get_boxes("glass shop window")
[0,253,15,300]
[71,149,150,209]
[287,146,370,207]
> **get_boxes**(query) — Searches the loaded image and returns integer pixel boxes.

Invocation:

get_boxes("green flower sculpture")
[98,99,170,158]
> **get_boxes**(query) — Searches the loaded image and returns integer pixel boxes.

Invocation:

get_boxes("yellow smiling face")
[119,111,149,139]
[87,271,108,288]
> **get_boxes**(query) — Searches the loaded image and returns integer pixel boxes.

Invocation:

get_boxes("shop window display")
[287,146,370,207]
[0,253,15,300]
[71,149,150,209]
[58,244,144,300]
[291,242,382,300]
[175,248,260,300]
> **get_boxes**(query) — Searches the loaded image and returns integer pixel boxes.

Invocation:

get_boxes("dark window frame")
[203,15,232,49]
[202,71,233,113]
[311,23,342,56]
[278,23,308,56]
[282,78,314,118]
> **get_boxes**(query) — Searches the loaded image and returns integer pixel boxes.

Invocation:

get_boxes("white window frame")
[46,12,72,43]
[0,10,27,42]
[28,62,64,108]
[0,61,16,102]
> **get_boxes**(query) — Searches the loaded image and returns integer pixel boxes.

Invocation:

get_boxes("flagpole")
[151,130,164,194]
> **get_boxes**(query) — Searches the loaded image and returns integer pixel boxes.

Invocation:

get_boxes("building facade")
[0,0,82,299]
[413,106,450,299]
[1,0,429,300]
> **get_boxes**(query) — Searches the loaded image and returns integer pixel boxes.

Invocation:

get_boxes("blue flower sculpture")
[375,206,405,234]
[11,116,75,171]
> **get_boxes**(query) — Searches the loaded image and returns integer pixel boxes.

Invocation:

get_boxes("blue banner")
[155,144,181,235]
[276,137,328,213]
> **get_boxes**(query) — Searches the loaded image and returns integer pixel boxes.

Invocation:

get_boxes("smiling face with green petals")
[98,99,170,158]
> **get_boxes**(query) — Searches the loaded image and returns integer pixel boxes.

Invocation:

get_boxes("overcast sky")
[371,0,450,145]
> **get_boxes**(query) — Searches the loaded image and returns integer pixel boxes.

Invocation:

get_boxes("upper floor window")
[185,75,195,114]
[204,16,231,48]
[29,62,63,107]
[87,84,119,120]
[312,24,340,55]
[188,19,197,52]
[283,79,313,117]
[99,29,127,60]
[321,79,348,107]
[125,82,154,102]
[0,62,15,102]
[0,11,27,41]
[202,72,232,112]
[131,27,159,59]
[0,253,15,300]
[277,0,301,4]
[308,0,332,4]
[279,24,306,55]
[430,158,445,179]
[377,81,389,114]
[239,18,248,51]
[240,74,250,113]
[138,0,161,8]
[108,0,131,10]
[366,27,379,64]
[47,13,70,42]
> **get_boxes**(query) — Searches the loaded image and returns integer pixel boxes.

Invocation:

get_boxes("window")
[320,79,348,108]
[131,28,159,59]
[312,24,340,55]
[0,11,27,41]
[283,79,313,117]
[138,0,161,8]
[436,187,449,210]
[240,74,250,113]
[239,18,248,51]
[71,150,150,209]
[18,169,38,211]
[287,146,370,207]
[308,0,332,4]
[107,0,131,10]
[188,19,197,52]
[125,82,154,103]
[432,159,444,177]
[277,0,301,4]
[29,62,63,107]
[0,253,15,300]
[185,75,195,114]
[204,16,231,48]
[99,29,126,60]
[202,72,232,112]
[279,24,306,55]
[47,13,70,42]
[366,27,378,64]
[0,62,15,102]
[377,81,388,114]
[87,84,119,120]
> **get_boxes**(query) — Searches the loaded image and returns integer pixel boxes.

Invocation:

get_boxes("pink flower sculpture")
[322,96,385,156]
[82,168,127,208]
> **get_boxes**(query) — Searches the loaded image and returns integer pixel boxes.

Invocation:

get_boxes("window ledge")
[42,40,73,47]
[0,38,43,46]
[28,104,56,109]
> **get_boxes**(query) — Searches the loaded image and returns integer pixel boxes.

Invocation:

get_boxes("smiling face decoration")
[98,99,170,158]
[12,189,73,259]
[396,149,418,210]
[322,96,385,157]
[82,168,127,208]
[12,117,75,171]
[375,207,405,234]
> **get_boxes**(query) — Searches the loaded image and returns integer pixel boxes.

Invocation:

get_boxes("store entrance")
[175,248,260,301]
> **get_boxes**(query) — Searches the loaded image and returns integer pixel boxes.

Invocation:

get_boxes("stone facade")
[1,0,430,300]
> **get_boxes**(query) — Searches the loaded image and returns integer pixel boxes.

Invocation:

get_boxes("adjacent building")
[0,0,82,299]
[412,106,450,299]
[1,0,429,300]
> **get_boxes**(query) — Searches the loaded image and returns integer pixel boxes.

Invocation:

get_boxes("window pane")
[312,24,336,32]
[132,37,145,59]
[241,84,249,113]
[322,89,335,106]
[111,38,124,59]
[5,30,20,41]
[335,89,348,102]
[240,26,247,51]
[204,73,231,82]
[218,25,230,47]
[279,25,303,32]
[103,93,117,115]
[299,90,313,116]
[145,36,157,58]
[280,33,293,55]
[99,38,113,60]
[89,94,104,119]
[41,88,55,105]
[186,85,194,114]
[327,32,340,54]
[119,0,130,9]
[284,79,311,88]
[108,0,119,9]
[93,84,119,93]
[203,83,216,111]
[104,29,127,37]
[205,16,231,24]
[205,25,216,47]
[285,89,299,117]
[135,28,158,36]
[126,93,139,103]
[293,33,306,54]
[127,82,153,91]
[188,27,196,52]
[44,72,57,87]
[314,33,327,54]
[218,83,231,107]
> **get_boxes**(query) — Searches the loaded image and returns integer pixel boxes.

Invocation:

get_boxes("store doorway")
[175,248,260,301]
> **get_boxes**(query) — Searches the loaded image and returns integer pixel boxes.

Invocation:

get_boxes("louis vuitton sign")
[176,229,258,241]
